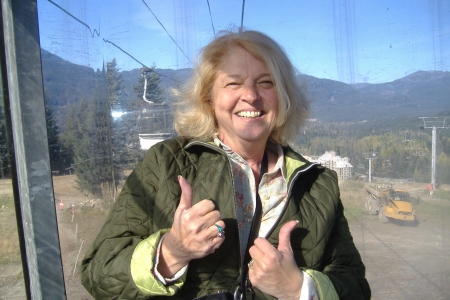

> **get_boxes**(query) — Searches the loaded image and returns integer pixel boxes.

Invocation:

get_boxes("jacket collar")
[282,145,317,177]
[183,138,317,181]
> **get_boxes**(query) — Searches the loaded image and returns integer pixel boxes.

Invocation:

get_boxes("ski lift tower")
[419,117,449,189]
[364,151,378,183]
[138,67,173,150]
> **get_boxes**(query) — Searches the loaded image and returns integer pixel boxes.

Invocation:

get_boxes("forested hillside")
[38,50,450,188]
[292,116,450,184]
[41,48,450,126]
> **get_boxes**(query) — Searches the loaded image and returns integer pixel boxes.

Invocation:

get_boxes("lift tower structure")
[419,117,448,189]
[365,151,378,183]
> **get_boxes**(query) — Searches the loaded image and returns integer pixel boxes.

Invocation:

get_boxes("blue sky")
[37,0,450,84]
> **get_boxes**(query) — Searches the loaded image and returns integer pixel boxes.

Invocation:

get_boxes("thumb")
[277,220,298,253]
[178,175,193,209]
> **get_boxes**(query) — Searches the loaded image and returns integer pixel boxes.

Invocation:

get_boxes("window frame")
[0,0,66,298]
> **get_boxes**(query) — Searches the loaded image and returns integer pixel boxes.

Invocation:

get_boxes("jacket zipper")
[184,141,318,261]
[184,141,243,262]
[264,162,318,239]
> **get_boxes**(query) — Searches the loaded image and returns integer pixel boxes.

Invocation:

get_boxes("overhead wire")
[102,39,146,69]
[48,0,100,37]
[46,0,179,83]
[240,0,246,31]
[141,0,193,64]
[206,0,216,36]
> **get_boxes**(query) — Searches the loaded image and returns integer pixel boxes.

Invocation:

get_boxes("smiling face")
[211,46,279,152]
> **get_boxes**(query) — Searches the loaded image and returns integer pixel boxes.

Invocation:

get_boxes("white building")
[311,151,353,180]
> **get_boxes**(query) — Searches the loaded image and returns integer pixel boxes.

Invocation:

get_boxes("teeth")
[237,111,262,118]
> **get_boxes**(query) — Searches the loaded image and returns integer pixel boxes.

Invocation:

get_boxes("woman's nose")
[241,83,258,102]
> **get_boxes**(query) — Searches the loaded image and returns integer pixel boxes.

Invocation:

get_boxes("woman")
[81,30,370,300]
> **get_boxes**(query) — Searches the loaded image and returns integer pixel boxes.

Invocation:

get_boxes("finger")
[215,220,226,231]
[249,238,269,262]
[178,175,193,210]
[191,199,218,217]
[211,233,226,251]
[277,220,299,253]
[209,221,226,238]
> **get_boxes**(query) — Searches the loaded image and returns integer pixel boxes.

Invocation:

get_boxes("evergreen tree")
[61,104,77,170]
[72,98,95,193]
[90,91,115,198]
[437,152,450,184]
[291,120,444,182]
[61,61,125,202]
[69,76,115,201]
[120,111,146,167]
[106,58,123,112]
[105,59,125,190]
[45,102,67,173]
[0,95,64,177]
[132,64,164,107]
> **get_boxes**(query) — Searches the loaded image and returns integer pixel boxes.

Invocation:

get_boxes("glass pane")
[37,1,450,299]
[0,64,26,298]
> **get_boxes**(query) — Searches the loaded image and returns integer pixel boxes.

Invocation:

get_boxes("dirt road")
[351,213,450,299]
[58,194,450,300]
[1,176,450,299]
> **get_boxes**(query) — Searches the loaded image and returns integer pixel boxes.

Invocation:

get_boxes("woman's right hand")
[157,176,226,277]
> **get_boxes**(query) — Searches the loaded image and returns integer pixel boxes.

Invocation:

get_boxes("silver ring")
[215,224,225,237]
[248,260,254,269]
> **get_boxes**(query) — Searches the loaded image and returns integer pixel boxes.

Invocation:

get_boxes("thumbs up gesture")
[248,220,303,300]
[158,176,226,277]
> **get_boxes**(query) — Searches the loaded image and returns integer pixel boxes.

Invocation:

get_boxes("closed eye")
[259,80,274,88]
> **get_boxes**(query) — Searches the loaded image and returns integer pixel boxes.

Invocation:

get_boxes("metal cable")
[47,0,179,83]
[141,0,192,64]
[240,0,246,31]
[206,0,216,36]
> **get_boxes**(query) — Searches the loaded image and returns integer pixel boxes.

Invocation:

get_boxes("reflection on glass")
[37,1,450,299]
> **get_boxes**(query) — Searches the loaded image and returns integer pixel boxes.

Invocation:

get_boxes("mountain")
[41,50,102,129]
[299,71,450,122]
[41,50,99,107]
[40,49,450,128]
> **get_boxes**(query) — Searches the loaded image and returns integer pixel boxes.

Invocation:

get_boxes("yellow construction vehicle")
[364,184,416,223]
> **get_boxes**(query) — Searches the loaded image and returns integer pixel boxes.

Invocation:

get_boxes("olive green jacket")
[81,138,370,299]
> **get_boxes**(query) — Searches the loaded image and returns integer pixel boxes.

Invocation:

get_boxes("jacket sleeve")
[80,149,172,299]
[304,269,338,300]
[130,229,187,296]
[321,200,371,300]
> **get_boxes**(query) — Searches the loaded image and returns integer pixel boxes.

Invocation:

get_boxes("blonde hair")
[173,29,309,145]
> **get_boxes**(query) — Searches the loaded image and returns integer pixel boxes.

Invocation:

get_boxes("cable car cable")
[48,0,179,84]
[102,39,179,84]
[48,0,100,37]
[206,0,216,36]
[240,0,246,31]
[141,0,193,64]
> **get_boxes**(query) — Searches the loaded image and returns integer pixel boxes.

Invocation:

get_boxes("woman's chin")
[234,134,270,146]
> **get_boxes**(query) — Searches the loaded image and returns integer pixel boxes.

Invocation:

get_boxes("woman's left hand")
[248,220,303,300]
